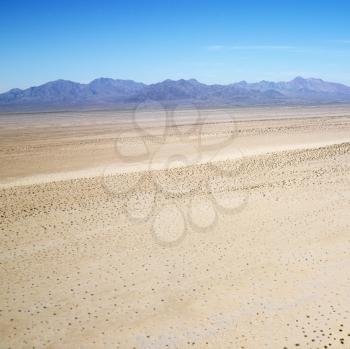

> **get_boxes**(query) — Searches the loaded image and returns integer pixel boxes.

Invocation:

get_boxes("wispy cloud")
[207,44,295,51]
[332,39,350,44]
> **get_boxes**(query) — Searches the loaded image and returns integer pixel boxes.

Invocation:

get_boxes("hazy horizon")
[2,75,350,94]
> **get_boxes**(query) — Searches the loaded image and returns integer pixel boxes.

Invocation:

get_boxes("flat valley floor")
[1,105,350,349]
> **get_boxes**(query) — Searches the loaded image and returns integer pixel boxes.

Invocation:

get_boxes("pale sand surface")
[1,105,350,348]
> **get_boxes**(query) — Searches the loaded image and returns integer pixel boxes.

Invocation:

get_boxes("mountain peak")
[90,77,114,83]
[159,78,201,84]
[47,79,77,85]
[291,76,306,82]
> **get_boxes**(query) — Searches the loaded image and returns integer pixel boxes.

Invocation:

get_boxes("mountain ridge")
[1,77,350,112]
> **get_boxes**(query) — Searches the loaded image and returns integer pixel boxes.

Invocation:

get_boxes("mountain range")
[1,77,350,112]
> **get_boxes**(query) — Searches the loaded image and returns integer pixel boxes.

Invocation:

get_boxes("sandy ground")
[1,105,350,349]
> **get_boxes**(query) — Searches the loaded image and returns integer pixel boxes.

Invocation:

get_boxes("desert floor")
[1,105,350,349]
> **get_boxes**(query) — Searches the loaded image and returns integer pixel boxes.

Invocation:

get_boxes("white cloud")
[334,39,350,44]
[206,45,226,51]
[207,44,295,51]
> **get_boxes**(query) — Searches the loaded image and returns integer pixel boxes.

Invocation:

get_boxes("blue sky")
[0,0,350,92]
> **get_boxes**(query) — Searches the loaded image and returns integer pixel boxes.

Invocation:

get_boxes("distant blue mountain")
[1,76,350,111]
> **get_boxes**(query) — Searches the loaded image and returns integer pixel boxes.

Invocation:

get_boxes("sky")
[0,0,350,92]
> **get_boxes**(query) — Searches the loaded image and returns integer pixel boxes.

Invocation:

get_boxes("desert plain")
[0,105,350,349]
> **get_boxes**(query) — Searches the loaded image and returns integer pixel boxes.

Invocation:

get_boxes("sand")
[1,105,350,348]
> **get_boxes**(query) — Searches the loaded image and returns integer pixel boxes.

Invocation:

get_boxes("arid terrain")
[1,105,350,349]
